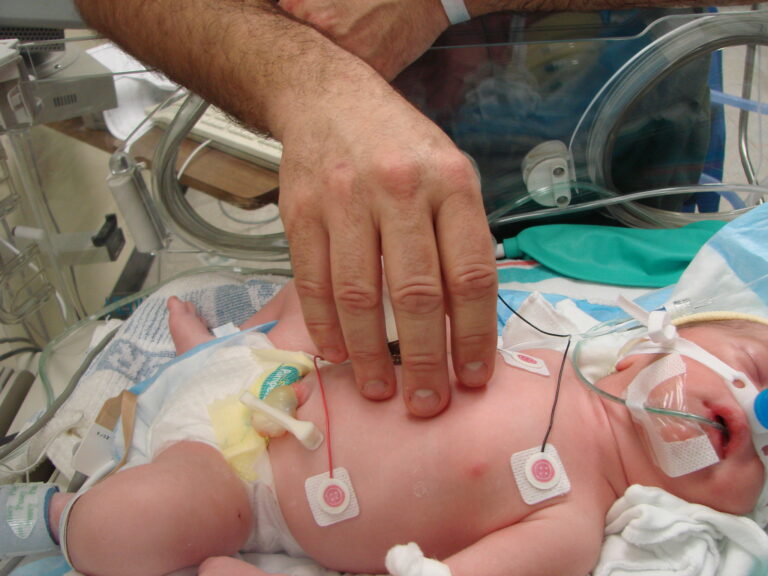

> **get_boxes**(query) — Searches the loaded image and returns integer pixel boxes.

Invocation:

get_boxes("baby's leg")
[167,296,215,354]
[53,442,252,576]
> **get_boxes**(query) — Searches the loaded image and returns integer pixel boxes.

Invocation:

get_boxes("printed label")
[259,364,301,398]
[73,422,116,477]
[6,485,39,539]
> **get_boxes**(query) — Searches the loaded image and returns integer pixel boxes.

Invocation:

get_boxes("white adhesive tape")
[305,467,360,526]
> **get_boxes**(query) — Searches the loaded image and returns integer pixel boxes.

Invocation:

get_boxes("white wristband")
[440,0,471,25]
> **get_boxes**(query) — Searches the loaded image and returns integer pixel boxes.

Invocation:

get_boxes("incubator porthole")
[577,13,768,227]
[603,51,716,210]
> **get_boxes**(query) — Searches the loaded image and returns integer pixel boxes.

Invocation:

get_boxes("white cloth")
[594,485,768,576]
[500,291,598,351]
[87,42,179,141]
[385,543,451,576]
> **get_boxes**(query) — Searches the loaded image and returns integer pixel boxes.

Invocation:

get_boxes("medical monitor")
[0,0,87,60]
[0,0,116,129]
[0,0,85,29]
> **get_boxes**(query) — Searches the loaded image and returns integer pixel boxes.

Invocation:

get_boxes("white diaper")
[247,481,305,556]
[119,330,307,556]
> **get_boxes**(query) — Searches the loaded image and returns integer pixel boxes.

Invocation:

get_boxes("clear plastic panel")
[394,8,768,235]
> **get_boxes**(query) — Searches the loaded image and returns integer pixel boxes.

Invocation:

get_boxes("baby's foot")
[167,296,214,354]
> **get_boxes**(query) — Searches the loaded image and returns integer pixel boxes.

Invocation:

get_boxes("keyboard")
[151,100,283,170]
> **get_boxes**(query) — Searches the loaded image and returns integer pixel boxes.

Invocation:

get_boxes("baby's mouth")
[715,415,731,455]
[698,403,731,459]
[709,401,751,459]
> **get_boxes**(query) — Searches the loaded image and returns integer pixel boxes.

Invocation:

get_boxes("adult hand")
[73,0,497,418]
[275,65,498,417]
[278,0,451,80]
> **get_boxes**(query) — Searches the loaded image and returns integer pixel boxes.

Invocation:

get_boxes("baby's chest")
[441,385,603,497]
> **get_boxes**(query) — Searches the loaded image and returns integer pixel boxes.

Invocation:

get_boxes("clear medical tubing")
[570,321,726,430]
[571,10,768,221]
[489,182,767,227]
[151,94,290,261]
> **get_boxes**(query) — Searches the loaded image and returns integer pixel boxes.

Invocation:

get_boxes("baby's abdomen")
[268,370,538,573]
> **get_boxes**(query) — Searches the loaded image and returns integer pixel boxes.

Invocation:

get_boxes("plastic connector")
[755,389,768,430]
[521,140,572,207]
[240,391,324,450]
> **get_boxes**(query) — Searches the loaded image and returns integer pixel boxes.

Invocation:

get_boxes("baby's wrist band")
[440,0,471,25]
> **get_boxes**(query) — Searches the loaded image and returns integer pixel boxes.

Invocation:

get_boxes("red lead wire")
[313,355,334,478]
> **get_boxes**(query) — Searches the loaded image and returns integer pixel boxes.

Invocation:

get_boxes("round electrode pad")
[525,452,561,490]
[305,467,360,526]
[318,478,351,515]
[511,444,571,505]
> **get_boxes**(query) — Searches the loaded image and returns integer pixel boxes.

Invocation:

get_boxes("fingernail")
[410,388,441,415]
[363,379,391,400]
[460,361,488,387]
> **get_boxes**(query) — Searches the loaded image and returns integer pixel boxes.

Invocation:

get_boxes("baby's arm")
[444,503,605,576]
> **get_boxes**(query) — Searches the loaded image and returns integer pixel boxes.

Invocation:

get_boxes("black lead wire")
[497,293,572,452]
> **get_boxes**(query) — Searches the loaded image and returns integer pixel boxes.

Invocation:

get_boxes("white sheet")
[596,485,768,576]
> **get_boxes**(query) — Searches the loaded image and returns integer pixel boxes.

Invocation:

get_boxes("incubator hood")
[2,7,766,263]
[395,7,768,237]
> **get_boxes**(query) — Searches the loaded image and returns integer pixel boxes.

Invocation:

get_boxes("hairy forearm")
[74,0,388,139]
[464,0,747,14]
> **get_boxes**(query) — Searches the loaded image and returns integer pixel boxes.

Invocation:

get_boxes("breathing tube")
[571,302,730,433]
[570,202,768,431]
[573,301,768,521]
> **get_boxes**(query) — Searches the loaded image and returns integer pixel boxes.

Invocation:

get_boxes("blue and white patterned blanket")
[39,270,289,479]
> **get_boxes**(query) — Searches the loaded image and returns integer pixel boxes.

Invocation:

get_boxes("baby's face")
[628,321,768,515]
